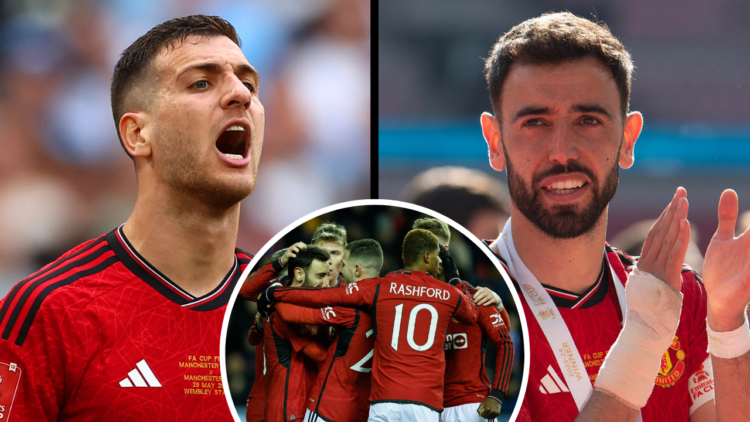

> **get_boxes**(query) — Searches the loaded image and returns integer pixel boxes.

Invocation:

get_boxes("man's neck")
[404,264,429,273]
[510,207,608,295]
[123,186,241,297]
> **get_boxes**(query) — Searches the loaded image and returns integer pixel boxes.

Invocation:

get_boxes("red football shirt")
[264,310,322,422]
[276,303,374,422]
[246,318,265,422]
[272,270,478,412]
[0,225,250,421]
[240,258,286,302]
[444,281,514,408]
[490,245,709,422]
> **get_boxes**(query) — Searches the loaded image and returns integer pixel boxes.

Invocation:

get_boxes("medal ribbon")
[491,218,642,420]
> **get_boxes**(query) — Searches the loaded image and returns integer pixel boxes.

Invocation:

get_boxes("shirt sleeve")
[273,278,379,310]
[239,259,285,302]
[451,284,478,325]
[0,292,97,422]
[681,269,709,377]
[275,303,357,328]
[477,304,514,402]
[272,314,314,353]
[247,316,264,346]
[680,269,714,414]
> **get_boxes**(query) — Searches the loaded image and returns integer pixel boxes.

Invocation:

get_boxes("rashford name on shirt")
[388,283,452,300]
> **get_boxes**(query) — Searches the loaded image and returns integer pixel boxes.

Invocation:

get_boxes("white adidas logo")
[538,365,569,394]
[119,359,162,388]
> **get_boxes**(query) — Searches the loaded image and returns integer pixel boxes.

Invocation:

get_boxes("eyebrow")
[572,103,612,119]
[512,102,613,123]
[178,62,260,86]
[512,105,551,123]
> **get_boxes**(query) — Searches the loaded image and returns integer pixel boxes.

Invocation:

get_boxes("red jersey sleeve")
[451,284,478,325]
[301,342,327,363]
[477,304,514,402]
[240,259,284,302]
[247,316,264,346]
[273,278,379,310]
[274,315,314,353]
[275,303,358,328]
[0,290,99,421]
[680,268,709,378]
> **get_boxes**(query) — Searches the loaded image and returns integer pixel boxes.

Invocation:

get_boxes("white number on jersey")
[391,303,439,352]
[350,329,374,373]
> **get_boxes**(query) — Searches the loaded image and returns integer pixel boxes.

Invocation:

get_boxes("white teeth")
[547,180,584,191]
[226,125,245,132]
[223,153,243,160]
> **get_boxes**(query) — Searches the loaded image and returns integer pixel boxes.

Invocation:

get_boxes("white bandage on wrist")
[595,266,683,409]
[492,291,504,311]
[707,314,750,359]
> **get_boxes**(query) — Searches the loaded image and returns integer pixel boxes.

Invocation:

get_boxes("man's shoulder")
[268,311,314,342]
[0,233,131,347]
[605,244,638,270]
[235,248,254,265]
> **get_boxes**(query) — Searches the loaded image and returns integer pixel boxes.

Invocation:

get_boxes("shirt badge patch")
[0,362,22,419]
[655,336,685,388]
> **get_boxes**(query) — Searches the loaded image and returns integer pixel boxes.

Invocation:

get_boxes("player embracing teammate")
[251,225,516,422]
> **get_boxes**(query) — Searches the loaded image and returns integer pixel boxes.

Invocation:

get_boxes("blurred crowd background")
[0,0,370,295]
[379,0,750,269]
[226,205,525,421]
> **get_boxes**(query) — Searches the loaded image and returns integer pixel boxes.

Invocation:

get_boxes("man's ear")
[481,112,505,172]
[119,111,153,159]
[354,263,362,278]
[294,267,305,283]
[619,111,643,169]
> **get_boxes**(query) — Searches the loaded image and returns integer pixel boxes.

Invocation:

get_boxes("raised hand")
[702,189,750,332]
[637,187,691,291]
[474,287,500,307]
[280,242,307,266]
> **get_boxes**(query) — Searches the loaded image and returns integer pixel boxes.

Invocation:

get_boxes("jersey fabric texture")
[248,260,373,421]
[241,257,286,302]
[276,303,374,422]
[263,310,318,422]
[246,318,266,422]
[0,225,250,421]
[444,281,514,407]
[486,242,708,422]
[272,270,478,412]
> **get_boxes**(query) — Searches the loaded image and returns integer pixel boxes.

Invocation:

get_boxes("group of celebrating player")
[239,219,515,422]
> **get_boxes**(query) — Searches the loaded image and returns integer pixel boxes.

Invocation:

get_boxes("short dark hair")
[287,246,330,277]
[402,229,439,267]
[311,222,347,247]
[412,218,451,245]
[346,239,384,273]
[484,12,633,121]
[111,15,240,156]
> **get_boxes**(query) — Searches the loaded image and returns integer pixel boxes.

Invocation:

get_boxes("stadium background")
[379,0,750,267]
[225,204,525,421]
[0,0,370,296]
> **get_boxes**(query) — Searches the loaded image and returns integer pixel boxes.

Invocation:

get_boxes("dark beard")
[503,144,619,239]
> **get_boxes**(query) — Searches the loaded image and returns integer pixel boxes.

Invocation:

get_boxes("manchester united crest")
[655,336,685,388]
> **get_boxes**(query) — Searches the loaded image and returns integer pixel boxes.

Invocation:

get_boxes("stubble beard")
[158,128,255,210]
[502,142,620,240]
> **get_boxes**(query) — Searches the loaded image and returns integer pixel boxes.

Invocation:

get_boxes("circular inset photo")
[221,200,528,422]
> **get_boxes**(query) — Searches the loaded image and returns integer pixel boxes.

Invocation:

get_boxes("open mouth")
[543,180,588,195]
[215,125,247,160]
